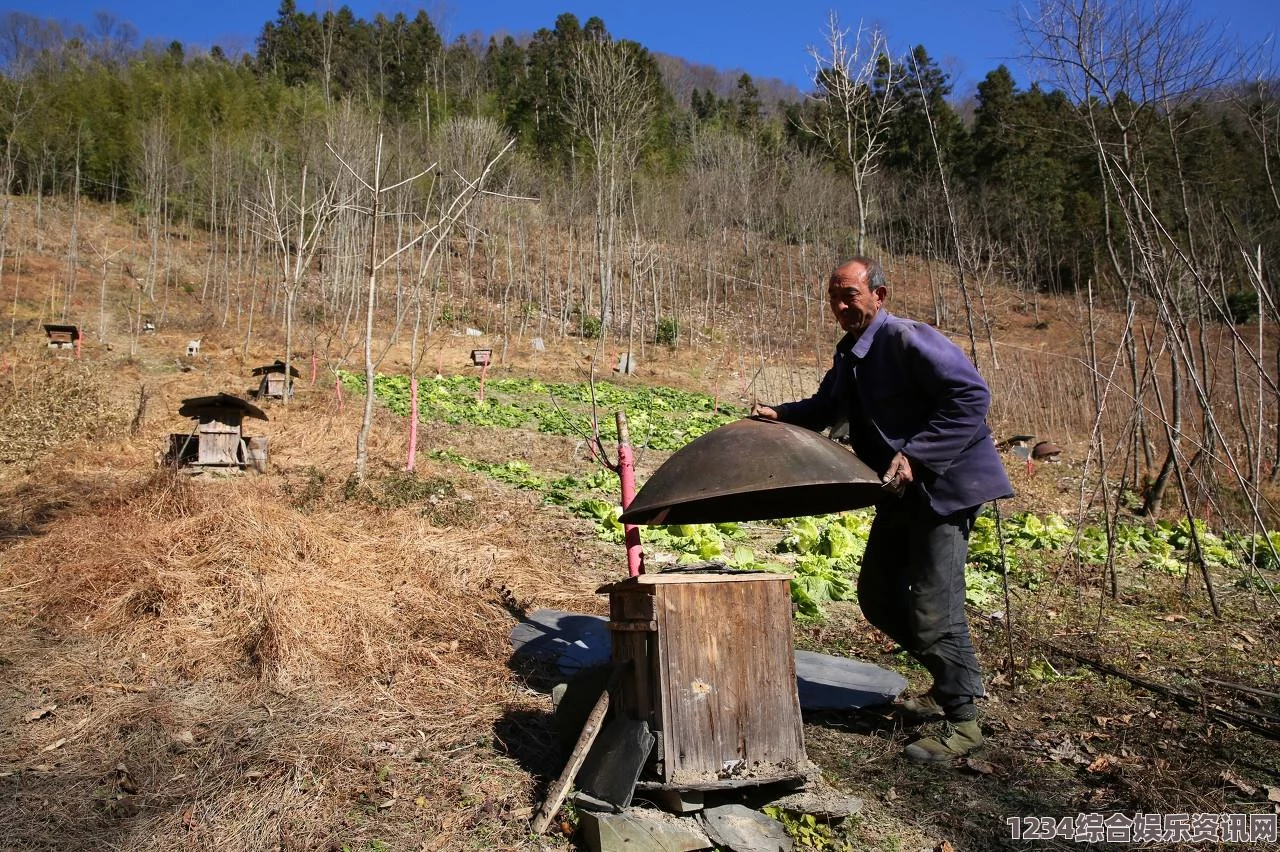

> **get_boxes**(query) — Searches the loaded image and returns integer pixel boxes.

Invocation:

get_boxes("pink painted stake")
[478,362,489,402]
[335,376,345,414]
[406,375,419,470]
[310,352,318,385]
[615,411,644,577]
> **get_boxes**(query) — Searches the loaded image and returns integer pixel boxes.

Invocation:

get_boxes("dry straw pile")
[0,367,609,851]
[0,358,127,464]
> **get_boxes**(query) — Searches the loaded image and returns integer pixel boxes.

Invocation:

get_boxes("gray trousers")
[857,492,985,715]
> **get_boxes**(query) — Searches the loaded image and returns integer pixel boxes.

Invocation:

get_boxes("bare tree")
[799,12,902,255]
[1021,0,1273,615]
[332,121,514,482]
[245,158,340,408]
[561,32,655,338]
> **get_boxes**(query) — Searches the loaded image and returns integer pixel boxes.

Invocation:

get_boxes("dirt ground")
[2,347,1277,851]
[1,197,1278,851]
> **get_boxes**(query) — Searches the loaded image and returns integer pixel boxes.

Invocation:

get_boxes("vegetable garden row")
[348,372,1280,618]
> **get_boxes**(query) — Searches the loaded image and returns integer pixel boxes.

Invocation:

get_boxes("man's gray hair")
[839,256,888,291]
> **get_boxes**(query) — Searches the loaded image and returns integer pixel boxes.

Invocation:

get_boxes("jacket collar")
[836,309,891,359]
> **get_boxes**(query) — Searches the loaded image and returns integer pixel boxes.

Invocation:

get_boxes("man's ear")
[873,285,888,306]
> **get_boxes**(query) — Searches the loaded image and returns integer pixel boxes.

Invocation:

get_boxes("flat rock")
[637,787,705,814]
[696,804,793,852]
[794,649,906,710]
[577,718,655,809]
[764,783,863,820]
[508,609,611,675]
[577,808,713,852]
[510,610,905,710]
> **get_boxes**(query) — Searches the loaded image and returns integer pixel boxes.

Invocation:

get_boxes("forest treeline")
[7,1,1280,580]
[3,2,1277,301]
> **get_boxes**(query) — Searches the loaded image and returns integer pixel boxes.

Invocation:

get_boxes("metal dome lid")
[618,417,884,525]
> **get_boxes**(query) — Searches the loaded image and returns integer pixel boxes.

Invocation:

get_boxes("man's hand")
[882,452,913,495]
[752,404,778,420]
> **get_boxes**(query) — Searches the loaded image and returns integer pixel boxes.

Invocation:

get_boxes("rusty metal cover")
[619,418,883,525]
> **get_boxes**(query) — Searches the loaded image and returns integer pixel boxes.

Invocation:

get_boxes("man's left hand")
[882,452,913,495]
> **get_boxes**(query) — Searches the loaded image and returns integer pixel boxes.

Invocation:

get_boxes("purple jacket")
[774,310,1013,516]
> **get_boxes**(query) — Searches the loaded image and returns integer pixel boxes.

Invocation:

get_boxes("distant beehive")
[43,324,81,355]
[1032,440,1062,461]
[250,360,300,400]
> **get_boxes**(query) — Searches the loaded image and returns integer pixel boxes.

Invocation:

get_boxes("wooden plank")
[618,593,655,620]
[599,572,792,592]
[531,684,611,835]
[608,588,660,772]
[608,620,657,632]
[655,576,805,782]
[198,432,240,465]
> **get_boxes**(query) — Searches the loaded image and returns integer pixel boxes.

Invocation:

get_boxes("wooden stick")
[1039,641,1280,741]
[1201,677,1280,702]
[531,687,611,835]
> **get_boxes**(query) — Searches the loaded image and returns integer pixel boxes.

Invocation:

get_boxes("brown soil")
[1,197,1277,852]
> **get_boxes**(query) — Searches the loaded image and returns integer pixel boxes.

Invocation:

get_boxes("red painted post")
[310,352,318,385]
[616,411,644,577]
[478,361,488,402]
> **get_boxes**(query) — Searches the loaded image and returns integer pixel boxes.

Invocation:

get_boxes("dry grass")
[0,365,616,851]
[0,357,128,464]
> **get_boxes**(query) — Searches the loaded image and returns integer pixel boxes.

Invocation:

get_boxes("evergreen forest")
[4,0,1280,525]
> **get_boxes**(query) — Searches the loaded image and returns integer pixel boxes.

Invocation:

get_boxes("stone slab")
[577,808,713,852]
[577,718,654,809]
[508,609,612,675]
[510,610,905,710]
[637,787,705,814]
[794,649,906,710]
[765,784,863,820]
[696,804,793,852]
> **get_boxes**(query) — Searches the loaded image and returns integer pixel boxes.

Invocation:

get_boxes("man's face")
[828,264,885,335]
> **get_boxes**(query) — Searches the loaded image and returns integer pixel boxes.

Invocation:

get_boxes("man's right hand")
[751,404,778,420]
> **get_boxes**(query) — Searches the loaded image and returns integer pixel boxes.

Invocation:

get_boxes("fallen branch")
[1036,640,1280,743]
[1200,677,1280,702]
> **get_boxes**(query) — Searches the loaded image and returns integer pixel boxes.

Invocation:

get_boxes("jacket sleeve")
[898,326,992,476]
[773,357,841,432]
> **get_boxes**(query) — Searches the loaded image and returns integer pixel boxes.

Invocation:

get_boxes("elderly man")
[754,256,1013,762]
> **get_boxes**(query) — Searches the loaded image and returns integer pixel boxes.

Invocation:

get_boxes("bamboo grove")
[4,1,1280,583]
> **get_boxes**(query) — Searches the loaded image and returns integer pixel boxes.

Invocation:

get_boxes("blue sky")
[16,1,1280,96]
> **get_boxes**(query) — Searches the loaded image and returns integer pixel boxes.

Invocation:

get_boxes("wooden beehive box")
[251,360,299,400]
[599,568,812,789]
[174,394,268,471]
[263,372,288,398]
[43,323,80,351]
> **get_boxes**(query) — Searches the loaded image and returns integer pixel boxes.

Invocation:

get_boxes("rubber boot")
[903,719,984,763]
